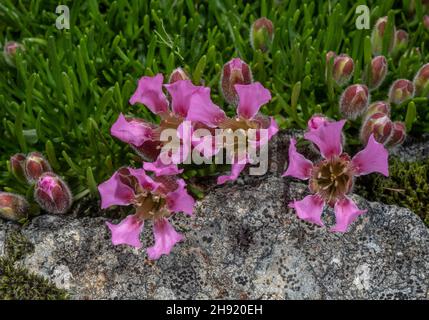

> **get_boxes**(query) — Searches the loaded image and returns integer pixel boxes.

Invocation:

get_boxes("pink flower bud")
[424,15,429,30]
[339,84,369,119]
[366,101,391,118]
[0,192,29,221]
[360,112,393,145]
[388,79,415,105]
[250,17,274,53]
[371,17,396,56]
[3,41,24,66]
[220,58,253,105]
[332,54,354,86]
[168,67,190,83]
[394,29,409,49]
[10,153,27,182]
[413,63,429,96]
[386,121,406,147]
[368,56,388,90]
[24,152,52,183]
[34,173,72,214]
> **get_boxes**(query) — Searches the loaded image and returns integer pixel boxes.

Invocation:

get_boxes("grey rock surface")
[4,174,428,300]
[391,134,429,162]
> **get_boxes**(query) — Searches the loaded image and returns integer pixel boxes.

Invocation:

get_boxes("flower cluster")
[283,116,389,232]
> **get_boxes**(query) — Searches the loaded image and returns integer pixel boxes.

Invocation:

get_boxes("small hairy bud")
[386,121,406,147]
[24,152,52,183]
[413,63,429,97]
[371,16,396,56]
[388,79,415,105]
[250,17,274,53]
[394,29,409,51]
[10,153,27,182]
[3,41,24,66]
[332,54,354,86]
[368,56,388,90]
[339,84,369,120]
[360,112,393,145]
[168,67,190,83]
[220,58,253,105]
[365,101,391,118]
[34,173,72,214]
[0,192,29,221]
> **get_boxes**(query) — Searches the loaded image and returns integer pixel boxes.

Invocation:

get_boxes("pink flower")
[98,167,195,258]
[283,119,389,233]
[187,82,279,184]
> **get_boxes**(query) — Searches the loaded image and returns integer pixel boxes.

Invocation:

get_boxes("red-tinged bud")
[388,79,415,105]
[3,41,24,66]
[24,152,52,183]
[332,54,354,86]
[220,58,253,105]
[386,121,406,147]
[360,112,393,145]
[413,63,429,96]
[0,192,29,221]
[394,30,409,50]
[250,17,274,53]
[365,101,391,118]
[10,153,27,182]
[424,15,429,30]
[168,67,190,83]
[339,84,369,119]
[368,56,388,90]
[371,17,396,56]
[34,173,72,214]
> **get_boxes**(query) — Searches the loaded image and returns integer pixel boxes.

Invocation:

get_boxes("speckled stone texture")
[0,131,428,299]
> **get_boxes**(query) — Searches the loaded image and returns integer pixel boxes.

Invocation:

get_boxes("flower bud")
[365,101,390,118]
[339,84,369,119]
[250,17,274,53]
[386,121,406,147]
[424,15,429,30]
[34,173,72,214]
[220,58,253,105]
[394,29,409,50]
[168,67,190,83]
[24,152,52,183]
[413,63,429,96]
[360,112,393,145]
[3,41,24,66]
[332,54,354,86]
[388,79,415,105]
[368,56,388,90]
[0,192,29,221]
[371,17,396,56]
[308,114,330,131]
[10,153,27,182]
[325,51,336,65]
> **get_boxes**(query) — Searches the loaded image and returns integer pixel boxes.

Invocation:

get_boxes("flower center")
[310,155,353,205]
[133,191,169,221]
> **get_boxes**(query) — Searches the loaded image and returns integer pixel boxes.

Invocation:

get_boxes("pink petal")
[127,168,160,192]
[164,80,200,117]
[304,119,346,159]
[331,197,367,233]
[110,113,154,147]
[143,157,184,177]
[235,82,271,120]
[282,138,314,180]
[166,179,195,216]
[129,74,169,114]
[351,134,389,177]
[106,214,144,248]
[192,133,221,158]
[186,87,226,127]
[147,218,184,260]
[288,194,325,226]
[308,115,329,131]
[98,171,135,209]
[217,162,247,185]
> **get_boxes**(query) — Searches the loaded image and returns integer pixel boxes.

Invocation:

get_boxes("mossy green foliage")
[0,230,68,300]
[1,1,429,198]
[356,158,429,226]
